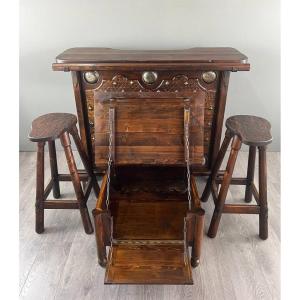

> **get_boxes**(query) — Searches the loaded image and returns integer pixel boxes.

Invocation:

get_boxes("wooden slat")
[252,183,260,204]
[223,204,260,214]
[95,146,204,165]
[215,176,248,185]
[44,200,79,209]
[44,179,53,199]
[58,173,89,181]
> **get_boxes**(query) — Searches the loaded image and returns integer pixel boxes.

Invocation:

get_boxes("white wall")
[20,0,280,151]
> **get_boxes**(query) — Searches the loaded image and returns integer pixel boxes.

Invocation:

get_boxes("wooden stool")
[201,115,272,240]
[28,113,100,234]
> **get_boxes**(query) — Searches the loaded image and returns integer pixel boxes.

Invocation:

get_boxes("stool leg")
[245,146,256,203]
[35,142,45,233]
[69,126,100,198]
[60,132,93,234]
[202,130,232,202]
[48,140,60,199]
[208,136,242,238]
[258,146,268,240]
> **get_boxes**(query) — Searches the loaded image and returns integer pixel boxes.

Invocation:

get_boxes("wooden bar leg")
[208,136,242,238]
[48,140,60,199]
[35,142,45,234]
[60,132,93,234]
[69,126,100,198]
[93,209,111,267]
[245,146,256,203]
[258,146,268,240]
[190,209,205,268]
[201,130,232,202]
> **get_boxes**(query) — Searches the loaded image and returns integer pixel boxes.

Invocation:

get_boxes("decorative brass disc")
[142,71,158,84]
[202,71,217,84]
[84,71,100,84]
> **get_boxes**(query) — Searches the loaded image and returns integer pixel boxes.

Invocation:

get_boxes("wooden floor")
[19,151,280,300]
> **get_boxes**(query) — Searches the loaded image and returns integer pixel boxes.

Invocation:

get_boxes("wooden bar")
[223,204,260,214]
[44,200,79,209]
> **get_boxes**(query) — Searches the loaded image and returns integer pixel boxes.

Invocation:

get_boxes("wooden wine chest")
[53,48,250,284]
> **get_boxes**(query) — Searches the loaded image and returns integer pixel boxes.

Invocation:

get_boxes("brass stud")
[89,121,94,127]
[202,71,217,84]
[208,105,214,110]
[165,81,169,85]
[88,105,93,111]
[84,71,99,84]
[142,71,158,84]
[112,81,117,86]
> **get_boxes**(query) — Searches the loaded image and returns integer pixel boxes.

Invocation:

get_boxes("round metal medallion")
[142,71,158,84]
[84,71,100,84]
[202,71,217,84]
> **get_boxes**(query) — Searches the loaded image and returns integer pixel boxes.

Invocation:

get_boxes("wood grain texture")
[19,151,280,300]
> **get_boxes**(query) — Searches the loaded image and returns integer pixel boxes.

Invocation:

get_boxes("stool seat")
[225,115,272,146]
[28,113,77,142]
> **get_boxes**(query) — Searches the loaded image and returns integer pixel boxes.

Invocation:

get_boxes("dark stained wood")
[189,208,205,268]
[35,142,45,234]
[225,115,272,146]
[210,71,231,166]
[104,244,193,285]
[201,129,232,202]
[203,115,271,240]
[55,47,248,63]
[93,166,204,284]
[29,114,100,235]
[208,136,242,238]
[53,48,250,173]
[245,146,256,202]
[60,132,93,234]
[71,71,92,159]
[69,126,100,197]
[258,146,268,240]
[48,141,60,198]
[28,113,77,142]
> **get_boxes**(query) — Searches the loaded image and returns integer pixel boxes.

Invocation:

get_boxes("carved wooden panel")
[83,72,217,169]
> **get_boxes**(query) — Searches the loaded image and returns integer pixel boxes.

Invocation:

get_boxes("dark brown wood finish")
[52,48,249,285]
[202,115,272,239]
[93,166,205,284]
[29,113,100,234]
[53,47,250,173]
[28,113,77,142]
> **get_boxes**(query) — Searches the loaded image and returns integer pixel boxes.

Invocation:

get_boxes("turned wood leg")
[245,146,256,203]
[208,136,242,238]
[258,146,268,240]
[35,142,45,234]
[190,209,205,268]
[93,209,111,267]
[70,126,100,198]
[48,140,60,199]
[60,131,93,234]
[202,130,232,202]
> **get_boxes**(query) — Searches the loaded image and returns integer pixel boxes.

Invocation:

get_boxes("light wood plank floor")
[19,151,280,300]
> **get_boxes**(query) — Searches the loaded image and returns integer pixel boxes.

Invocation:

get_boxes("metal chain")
[184,113,192,210]
[106,108,113,211]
